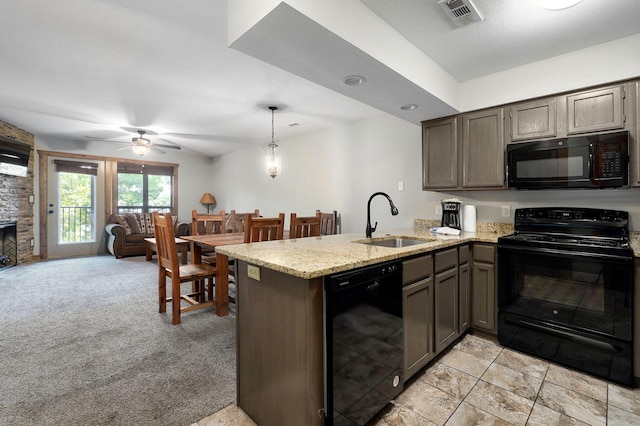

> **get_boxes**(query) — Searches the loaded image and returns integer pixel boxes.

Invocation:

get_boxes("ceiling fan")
[115,130,182,156]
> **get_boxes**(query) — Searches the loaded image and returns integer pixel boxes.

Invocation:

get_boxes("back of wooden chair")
[317,210,338,235]
[244,213,285,243]
[192,209,227,235]
[228,209,260,233]
[153,211,217,325]
[289,212,321,238]
[153,211,181,276]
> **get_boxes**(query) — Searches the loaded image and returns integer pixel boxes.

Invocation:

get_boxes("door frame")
[45,156,106,258]
[38,150,179,259]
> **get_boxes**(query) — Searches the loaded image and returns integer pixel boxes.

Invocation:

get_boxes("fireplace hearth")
[0,222,17,270]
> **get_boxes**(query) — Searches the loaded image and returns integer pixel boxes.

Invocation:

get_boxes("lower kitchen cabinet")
[459,245,471,333]
[634,259,640,379]
[403,244,494,381]
[403,255,434,379]
[434,248,459,354]
[471,244,497,334]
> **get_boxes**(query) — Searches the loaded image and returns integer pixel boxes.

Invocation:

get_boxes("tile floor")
[194,333,640,426]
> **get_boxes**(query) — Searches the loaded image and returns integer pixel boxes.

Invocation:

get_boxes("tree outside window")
[117,163,173,213]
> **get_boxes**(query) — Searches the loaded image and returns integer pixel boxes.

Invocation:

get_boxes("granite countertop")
[216,220,514,279]
[629,232,640,257]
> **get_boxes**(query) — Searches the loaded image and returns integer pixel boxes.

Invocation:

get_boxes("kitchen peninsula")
[216,222,510,426]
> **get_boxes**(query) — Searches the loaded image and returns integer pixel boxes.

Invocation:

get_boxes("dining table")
[181,232,245,317]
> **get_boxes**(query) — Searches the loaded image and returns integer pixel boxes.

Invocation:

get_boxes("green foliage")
[117,172,172,211]
[118,173,143,207]
[59,172,92,207]
[58,172,94,243]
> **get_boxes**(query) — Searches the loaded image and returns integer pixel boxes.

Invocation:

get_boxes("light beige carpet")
[0,255,236,426]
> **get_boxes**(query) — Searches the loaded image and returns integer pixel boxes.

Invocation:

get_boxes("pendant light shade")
[265,106,282,178]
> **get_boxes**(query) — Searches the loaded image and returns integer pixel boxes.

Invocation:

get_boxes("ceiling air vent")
[438,0,484,27]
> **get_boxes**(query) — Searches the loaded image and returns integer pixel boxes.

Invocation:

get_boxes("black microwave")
[506,131,629,189]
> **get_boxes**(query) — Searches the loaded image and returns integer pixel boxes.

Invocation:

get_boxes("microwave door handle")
[588,145,594,179]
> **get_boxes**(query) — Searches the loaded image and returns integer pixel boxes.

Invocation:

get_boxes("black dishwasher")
[324,260,403,425]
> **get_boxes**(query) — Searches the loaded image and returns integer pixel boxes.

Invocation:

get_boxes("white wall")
[211,113,640,234]
[211,113,439,234]
[461,33,640,111]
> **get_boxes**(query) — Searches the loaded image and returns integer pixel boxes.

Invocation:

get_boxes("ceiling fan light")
[131,144,151,156]
[536,0,582,10]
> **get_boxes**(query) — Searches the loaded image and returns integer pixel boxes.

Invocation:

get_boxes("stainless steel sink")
[356,236,435,248]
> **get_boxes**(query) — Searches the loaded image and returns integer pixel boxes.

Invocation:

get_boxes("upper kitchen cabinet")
[509,98,557,142]
[422,117,458,189]
[461,108,505,189]
[422,109,506,191]
[630,80,640,187]
[567,84,626,134]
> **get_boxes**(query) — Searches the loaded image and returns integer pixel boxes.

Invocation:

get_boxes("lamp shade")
[200,193,216,205]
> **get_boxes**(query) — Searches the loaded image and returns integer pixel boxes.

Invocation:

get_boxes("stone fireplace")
[0,222,17,269]
[0,120,35,266]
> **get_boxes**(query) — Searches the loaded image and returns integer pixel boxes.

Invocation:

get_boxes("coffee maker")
[441,198,462,230]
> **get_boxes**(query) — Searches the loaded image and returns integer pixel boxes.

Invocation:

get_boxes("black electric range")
[497,207,635,387]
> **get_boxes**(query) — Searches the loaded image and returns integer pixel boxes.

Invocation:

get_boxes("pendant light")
[265,106,282,178]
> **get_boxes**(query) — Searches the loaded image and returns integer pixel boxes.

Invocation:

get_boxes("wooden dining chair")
[289,212,322,238]
[192,209,227,236]
[316,210,338,235]
[153,211,218,325]
[228,209,260,233]
[244,213,285,243]
[191,209,226,265]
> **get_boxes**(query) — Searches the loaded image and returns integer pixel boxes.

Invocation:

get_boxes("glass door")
[46,157,105,258]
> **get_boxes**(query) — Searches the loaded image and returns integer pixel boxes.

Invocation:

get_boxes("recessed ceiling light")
[400,104,418,111]
[342,75,366,86]
[536,0,582,10]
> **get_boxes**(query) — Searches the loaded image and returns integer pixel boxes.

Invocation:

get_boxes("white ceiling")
[0,0,639,157]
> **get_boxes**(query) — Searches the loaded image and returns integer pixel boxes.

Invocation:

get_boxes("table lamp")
[200,193,216,213]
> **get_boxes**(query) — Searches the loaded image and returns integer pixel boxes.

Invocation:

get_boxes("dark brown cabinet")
[434,248,459,353]
[422,117,457,189]
[458,245,471,333]
[461,108,505,189]
[403,255,434,379]
[422,80,639,192]
[567,84,626,134]
[422,109,505,191]
[630,80,640,187]
[509,98,557,142]
[471,244,497,334]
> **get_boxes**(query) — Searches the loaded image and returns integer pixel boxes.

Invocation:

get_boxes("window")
[54,160,98,243]
[117,163,173,213]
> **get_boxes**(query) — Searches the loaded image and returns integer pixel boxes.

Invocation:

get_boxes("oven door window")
[500,250,632,340]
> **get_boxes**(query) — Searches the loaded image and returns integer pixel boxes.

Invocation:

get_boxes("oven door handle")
[588,144,594,179]
[504,317,622,353]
